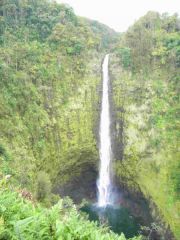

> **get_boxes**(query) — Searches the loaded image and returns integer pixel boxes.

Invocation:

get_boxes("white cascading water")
[97,54,112,207]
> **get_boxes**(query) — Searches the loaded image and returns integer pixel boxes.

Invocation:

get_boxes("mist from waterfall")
[97,54,112,207]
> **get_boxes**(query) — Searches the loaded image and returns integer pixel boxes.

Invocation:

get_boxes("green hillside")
[111,11,180,239]
[0,0,112,198]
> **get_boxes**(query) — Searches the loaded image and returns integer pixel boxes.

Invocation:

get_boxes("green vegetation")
[0,178,141,240]
[111,11,180,239]
[0,0,113,197]
[1,0,136,238]
[0,0,179,239]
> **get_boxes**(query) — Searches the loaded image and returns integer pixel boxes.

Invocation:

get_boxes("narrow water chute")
[97,54,112,207]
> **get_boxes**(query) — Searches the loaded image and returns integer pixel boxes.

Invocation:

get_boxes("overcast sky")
[56,0,179,32]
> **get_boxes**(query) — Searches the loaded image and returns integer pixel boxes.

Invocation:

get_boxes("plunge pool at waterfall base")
[80,204,142,238]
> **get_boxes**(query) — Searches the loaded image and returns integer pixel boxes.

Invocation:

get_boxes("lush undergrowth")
[0,178,141,240]
[111,12,180,239]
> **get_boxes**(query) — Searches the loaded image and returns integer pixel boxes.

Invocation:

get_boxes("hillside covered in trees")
[0,0,117,198]
[111,11,180,239]
[0,0,179,239]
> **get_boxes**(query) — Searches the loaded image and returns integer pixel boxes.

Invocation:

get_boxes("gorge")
[0,1,179,239]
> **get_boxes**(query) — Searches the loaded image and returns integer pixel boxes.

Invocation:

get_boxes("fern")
[0,187,142,240]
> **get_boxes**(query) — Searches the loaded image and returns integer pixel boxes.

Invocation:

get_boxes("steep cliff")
[110,12,180,239]
[0,0,116,201]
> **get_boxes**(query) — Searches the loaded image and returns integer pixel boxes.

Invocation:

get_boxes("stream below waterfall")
[81,204,141,238]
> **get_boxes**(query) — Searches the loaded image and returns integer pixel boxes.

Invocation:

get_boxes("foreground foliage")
[0,182,141,240]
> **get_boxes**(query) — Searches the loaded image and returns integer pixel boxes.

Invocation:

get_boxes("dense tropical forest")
[0,0,179,239]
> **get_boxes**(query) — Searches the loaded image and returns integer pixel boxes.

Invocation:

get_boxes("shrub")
[0,186,142,240]
[36,171,52,202]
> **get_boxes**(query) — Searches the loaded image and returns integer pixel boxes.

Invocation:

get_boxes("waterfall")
[97,54,112,207]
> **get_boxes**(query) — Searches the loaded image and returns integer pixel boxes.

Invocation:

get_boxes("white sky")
[56,0,180,32]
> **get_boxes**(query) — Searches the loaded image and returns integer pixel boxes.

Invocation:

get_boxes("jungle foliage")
[0,178,142,240]
[0,0,116,197]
